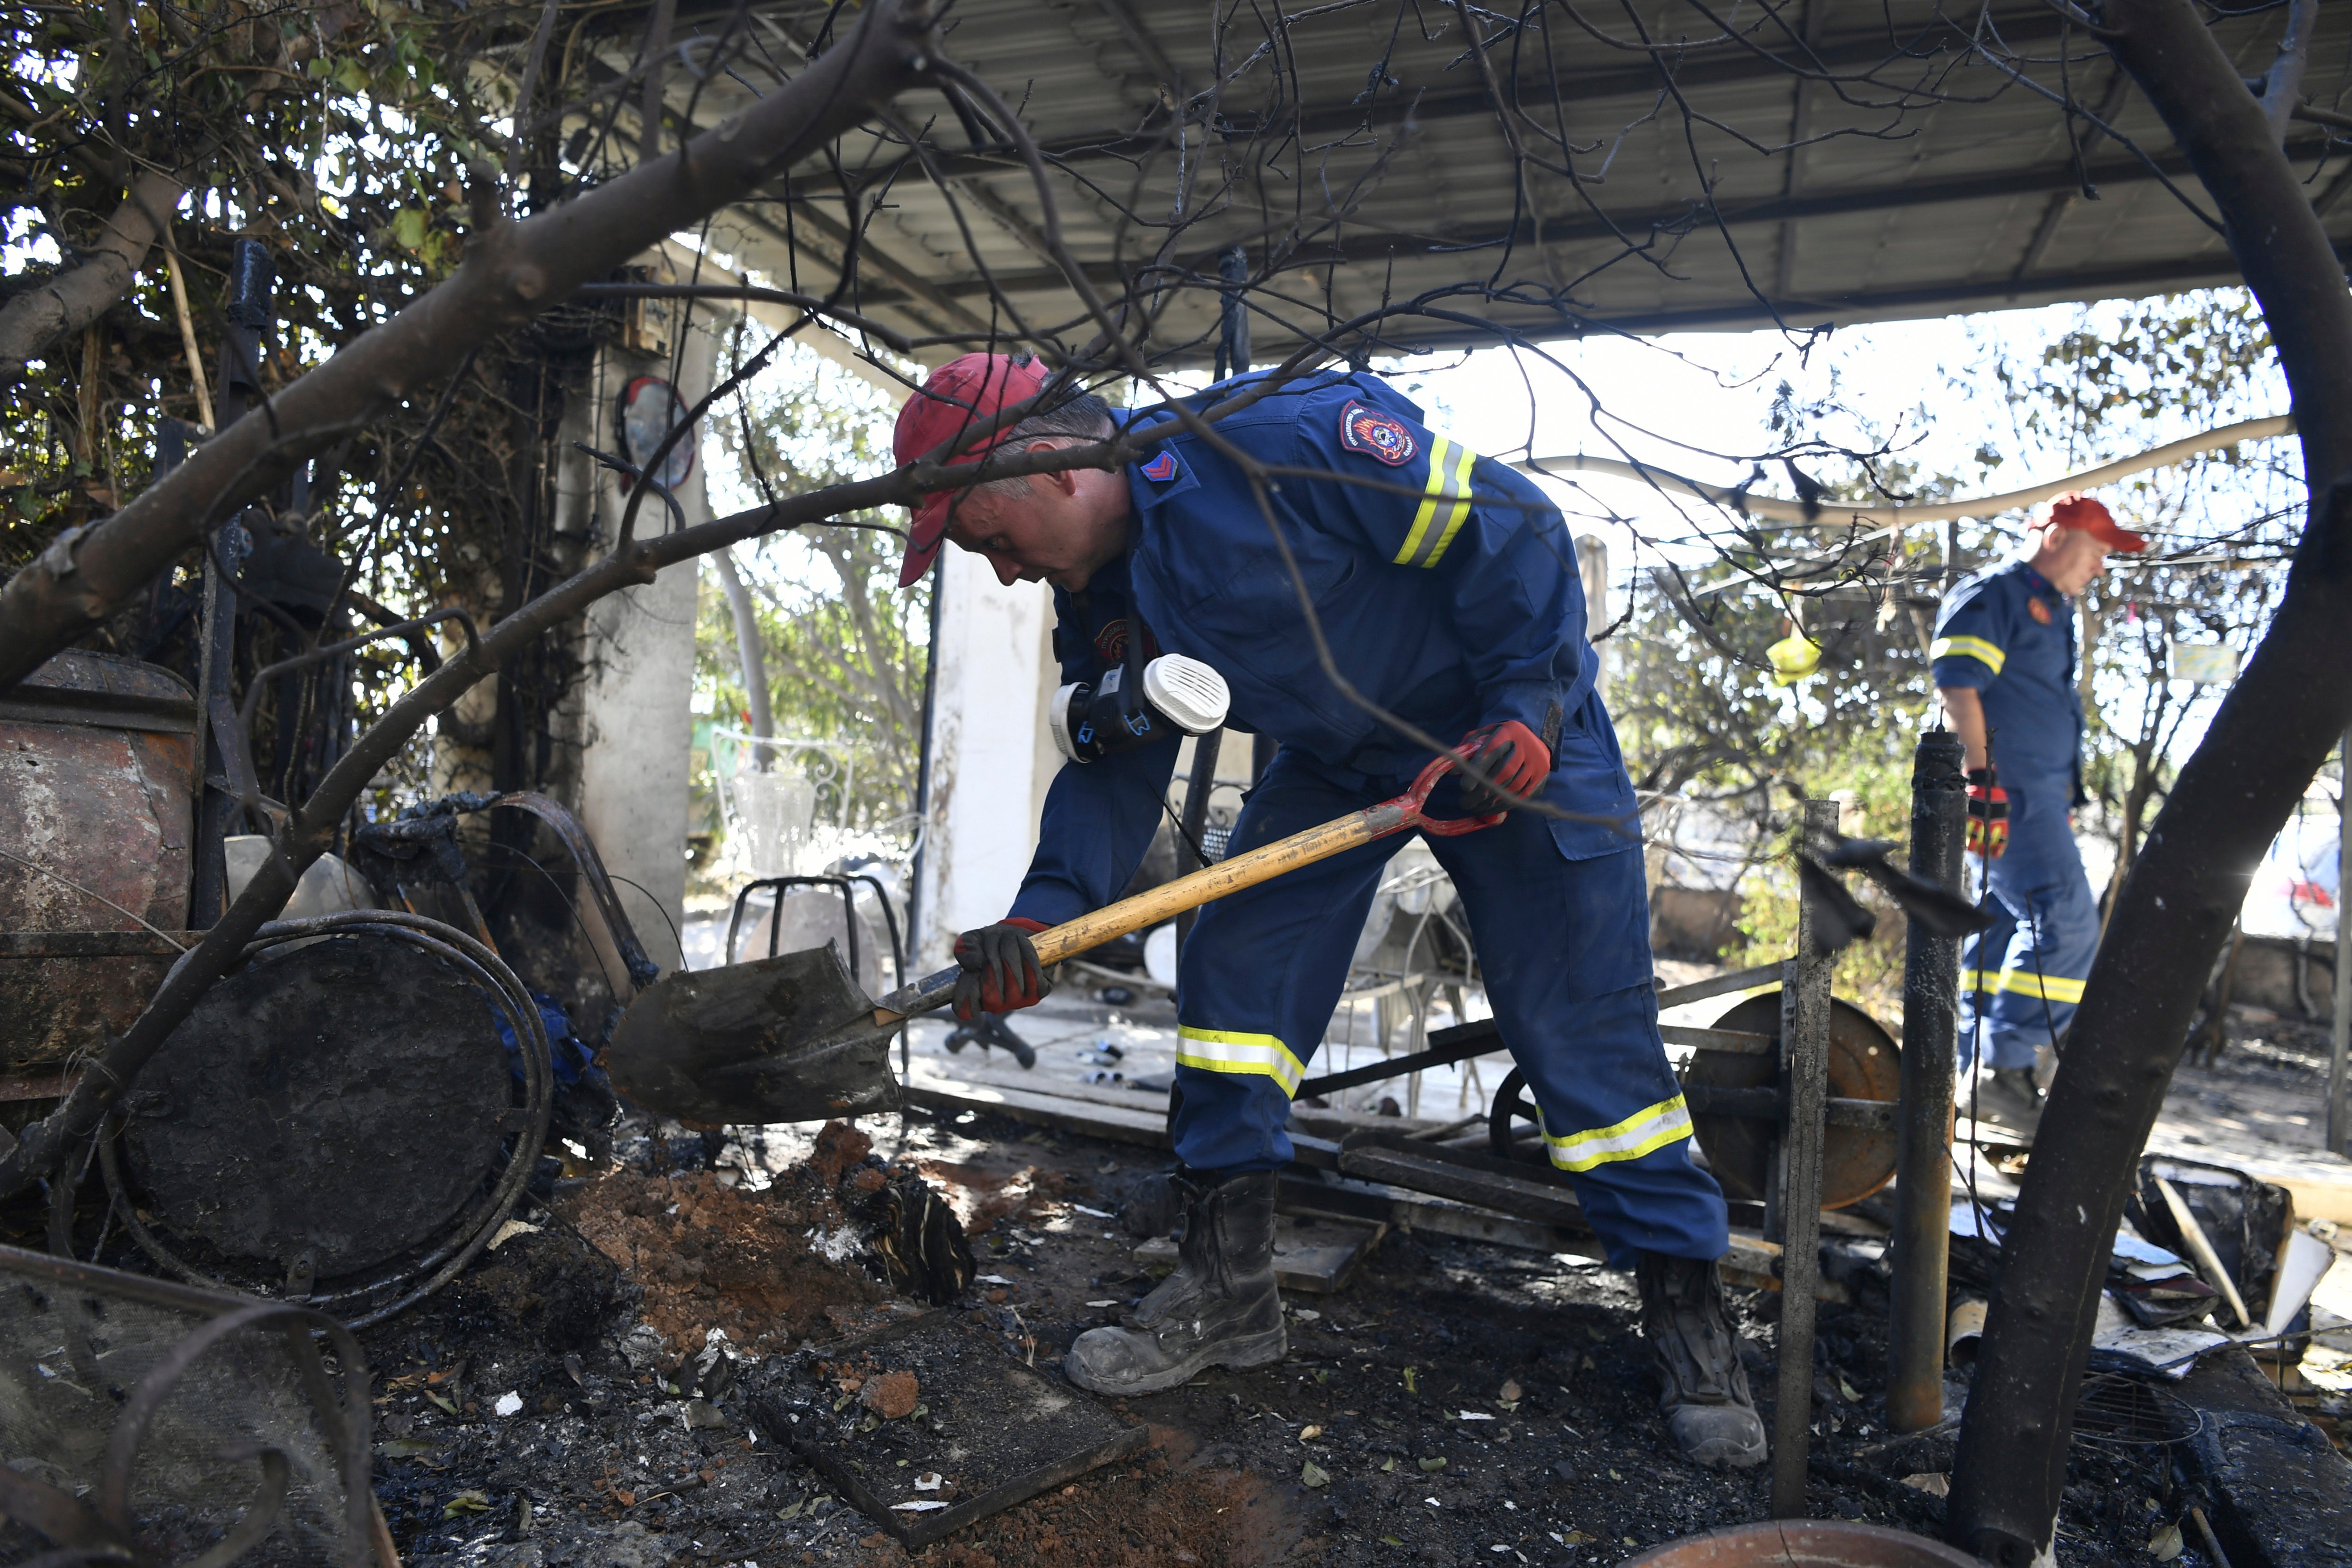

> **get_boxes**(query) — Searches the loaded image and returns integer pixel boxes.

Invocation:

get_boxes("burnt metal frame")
[354,788,662,993]
[1294,961,1788,1101]
[724,871,913,1079]
[94,910,552,1329]
[0,1243,381,1568]
[1770,797,1838,1516]
[1889,730,1968,1430]
[723,872,907,987]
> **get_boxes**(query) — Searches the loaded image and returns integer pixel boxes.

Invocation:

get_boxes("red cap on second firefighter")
[892,353,1053,587]
[2046,491,2146,553]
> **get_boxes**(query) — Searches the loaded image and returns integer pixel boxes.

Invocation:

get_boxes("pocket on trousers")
[1543,697,1641,863]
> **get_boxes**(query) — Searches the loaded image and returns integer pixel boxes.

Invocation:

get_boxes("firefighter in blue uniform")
[1930,492,2144,1138]
[890,353,1764,1470]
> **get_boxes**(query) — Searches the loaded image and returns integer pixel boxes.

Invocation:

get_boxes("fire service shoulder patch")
[1339,400,1417,467]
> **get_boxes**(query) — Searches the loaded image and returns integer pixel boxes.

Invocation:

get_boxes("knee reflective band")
[1542,1092,1695,1171]
[1176,1026,1306,1097]
[1961,967,2086,1003]
[1050,654,1231,763]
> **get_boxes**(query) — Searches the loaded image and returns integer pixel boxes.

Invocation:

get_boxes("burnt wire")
[604,872,688,969]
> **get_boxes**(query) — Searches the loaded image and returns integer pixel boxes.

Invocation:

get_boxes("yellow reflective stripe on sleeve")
[1963,968,2086,1003]
[1541,1093,1693,1172]
[1929,635,2007,675]
[1176,1027,1308,1097]
[1393,438,1478,568]
[1420,446,1480,566]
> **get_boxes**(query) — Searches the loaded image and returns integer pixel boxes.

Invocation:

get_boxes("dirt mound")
[914,1157,1086,1235]
[561,1164,886,1354]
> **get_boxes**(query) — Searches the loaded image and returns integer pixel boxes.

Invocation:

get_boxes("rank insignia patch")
[1141,452,1179,482]
[1339,400,1417,467]
[2028,597,2053,625]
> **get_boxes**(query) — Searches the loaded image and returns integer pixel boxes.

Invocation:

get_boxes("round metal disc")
[1684,989,1901,1210]
[121,932,513,1276]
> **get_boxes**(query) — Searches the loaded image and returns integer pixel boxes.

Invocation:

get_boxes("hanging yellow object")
[1766,633,1823,686]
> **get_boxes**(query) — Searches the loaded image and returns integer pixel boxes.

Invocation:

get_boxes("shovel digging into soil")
[604,754,1504,1125]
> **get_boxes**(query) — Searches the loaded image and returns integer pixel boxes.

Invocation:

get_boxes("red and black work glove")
[952,917,1053,1021]
[1456,718,1552,813]
[1965,768,2010,860]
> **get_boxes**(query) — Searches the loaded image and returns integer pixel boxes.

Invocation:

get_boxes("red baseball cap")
[2047,491,2146,552]
[892,352,1052,587]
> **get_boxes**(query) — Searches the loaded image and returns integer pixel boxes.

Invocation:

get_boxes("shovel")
[604,754,1502,1125]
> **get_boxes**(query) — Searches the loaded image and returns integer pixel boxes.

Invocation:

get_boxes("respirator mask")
[1050,649,1231,763]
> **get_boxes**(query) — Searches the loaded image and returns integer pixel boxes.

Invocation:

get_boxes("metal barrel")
[1888,728,1967,1430]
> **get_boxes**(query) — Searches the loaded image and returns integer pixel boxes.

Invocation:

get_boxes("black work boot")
[1637,1251,1768,1470]
[1969,1067,2043,1142]
[1065,1169,1286,1395]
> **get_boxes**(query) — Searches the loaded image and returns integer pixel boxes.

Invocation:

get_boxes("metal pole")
[2331,726,2350,1156]
[1772,797,1836,1517]
[1889,729,1967,1429]
[1174,729,1224,955]
[904,550,946,965]
[187,520,243,929]
[1215,246,1250,380]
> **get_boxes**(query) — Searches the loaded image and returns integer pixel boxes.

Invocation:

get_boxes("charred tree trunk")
[1947,0,2352,1559]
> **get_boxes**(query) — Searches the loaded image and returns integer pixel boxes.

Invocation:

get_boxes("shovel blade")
[604,944,902,1125]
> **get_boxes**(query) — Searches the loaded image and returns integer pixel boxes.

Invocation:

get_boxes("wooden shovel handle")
[1031,806,1396,967]
[870,751,1495,1024]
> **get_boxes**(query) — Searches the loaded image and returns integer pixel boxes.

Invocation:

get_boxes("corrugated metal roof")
[636,0,2352,358]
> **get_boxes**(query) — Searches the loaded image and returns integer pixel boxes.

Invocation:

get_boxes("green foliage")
[698,339,929,833]
[0,2,647,810]
[1615,287,2299,1003]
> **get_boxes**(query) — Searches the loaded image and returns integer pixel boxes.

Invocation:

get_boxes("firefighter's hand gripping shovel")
[604,754,1504,1125]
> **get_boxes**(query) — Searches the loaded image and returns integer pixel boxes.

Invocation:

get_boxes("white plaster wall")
[576,557,698,974]
[914,547,1057,969]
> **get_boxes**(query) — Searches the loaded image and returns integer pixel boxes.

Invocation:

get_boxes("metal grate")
[2070,1373,2203,1449]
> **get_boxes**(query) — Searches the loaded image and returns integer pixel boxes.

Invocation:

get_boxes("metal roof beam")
[899,135,2332,301]
[791,7,2081,193]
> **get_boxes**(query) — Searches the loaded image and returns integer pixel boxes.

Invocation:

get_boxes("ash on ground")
[347,1106,2195,1568]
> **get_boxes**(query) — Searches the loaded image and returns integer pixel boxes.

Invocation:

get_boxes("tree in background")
[1977,291,2302,909]
[0,1,667,812]
[698,339,927,840]
[1608,290,2302,1005]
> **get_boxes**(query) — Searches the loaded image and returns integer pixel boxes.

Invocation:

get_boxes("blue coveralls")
[1004,372,1728,1266]
[1930,561,2103,1071]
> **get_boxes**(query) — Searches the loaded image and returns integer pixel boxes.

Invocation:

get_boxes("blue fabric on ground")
[494,992,602,1088]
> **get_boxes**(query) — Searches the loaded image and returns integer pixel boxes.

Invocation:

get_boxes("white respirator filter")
[1140,654,1231,735]
[1049,654,1232,763]
[1048,679,1083,762]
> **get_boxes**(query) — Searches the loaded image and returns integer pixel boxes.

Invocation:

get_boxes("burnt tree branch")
[0,165,194,383]
[0,422,1170,1201]
[0,0,944,694]
[1947,0,2352,1559]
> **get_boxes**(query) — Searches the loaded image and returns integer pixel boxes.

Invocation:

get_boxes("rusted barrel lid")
[0,650,197,734]
[1624,1521,1982,1568]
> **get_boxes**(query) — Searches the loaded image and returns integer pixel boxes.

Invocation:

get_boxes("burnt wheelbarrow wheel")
[103,910,550,1326]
